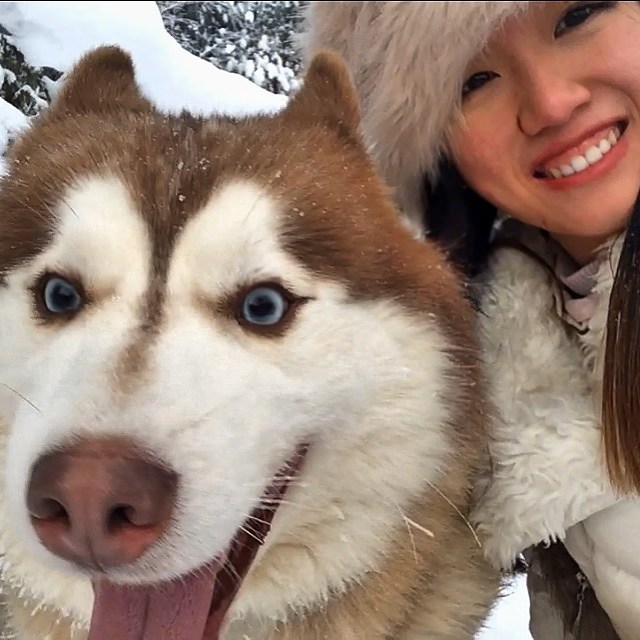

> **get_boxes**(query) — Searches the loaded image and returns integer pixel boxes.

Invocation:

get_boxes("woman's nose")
[517,67,591,136]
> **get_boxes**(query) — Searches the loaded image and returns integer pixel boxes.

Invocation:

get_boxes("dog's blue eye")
[42,277,83,314]
[241,286,288,326]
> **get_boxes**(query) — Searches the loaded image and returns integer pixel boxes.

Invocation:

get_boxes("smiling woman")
[303,1,640,639]
[450,1,640,263]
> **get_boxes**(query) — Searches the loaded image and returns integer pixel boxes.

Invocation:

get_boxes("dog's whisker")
[245,514,274,527]
[61,197,80,219]
[393,501,419,564]
[403,515,435,540]
[242,514,310,544]
[426,481,482,548]
[239,524,267,546]
[220,556,243,589]
[258,498,324,513]
[241,476,302,487]
[0,382,41,413]
[240,521,266,537]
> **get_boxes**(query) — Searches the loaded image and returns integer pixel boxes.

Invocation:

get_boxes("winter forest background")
[0,1,302,117]
[0,2,530,638]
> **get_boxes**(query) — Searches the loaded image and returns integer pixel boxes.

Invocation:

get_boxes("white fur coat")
[472,222,640,640]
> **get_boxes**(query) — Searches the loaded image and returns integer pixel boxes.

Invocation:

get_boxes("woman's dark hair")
[425,162,640,494]
[603,189,640,493]
[423,159,497,278]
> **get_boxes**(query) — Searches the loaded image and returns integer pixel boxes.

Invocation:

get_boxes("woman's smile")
[534,121,629,189]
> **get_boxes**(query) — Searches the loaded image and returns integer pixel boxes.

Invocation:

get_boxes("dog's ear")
[50,45,151,116]
[284,50,361,137]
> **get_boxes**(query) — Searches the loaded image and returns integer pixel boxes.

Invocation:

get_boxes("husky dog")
[0,47,499,639]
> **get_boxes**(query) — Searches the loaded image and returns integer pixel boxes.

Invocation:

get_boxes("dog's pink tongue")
[89,565,225,640]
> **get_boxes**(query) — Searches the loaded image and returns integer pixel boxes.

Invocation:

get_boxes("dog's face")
[0,47,477,635]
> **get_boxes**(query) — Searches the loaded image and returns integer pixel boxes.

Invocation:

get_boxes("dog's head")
[0,47,481,637]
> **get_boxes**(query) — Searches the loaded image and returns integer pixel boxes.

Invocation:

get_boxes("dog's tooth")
[560,164,575,176]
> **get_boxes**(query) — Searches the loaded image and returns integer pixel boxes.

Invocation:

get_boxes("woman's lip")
[531,118,625,170]
[535,127,628,191]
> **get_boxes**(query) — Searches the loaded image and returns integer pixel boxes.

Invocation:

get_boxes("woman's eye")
[554,1,615,38]
[462,71,499,98]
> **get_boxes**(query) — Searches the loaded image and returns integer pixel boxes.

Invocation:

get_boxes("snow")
[0,96,27,147]
[0,1,287,117]
[0,97,28,174]
[0,2,534,637]
[478,574,533,640]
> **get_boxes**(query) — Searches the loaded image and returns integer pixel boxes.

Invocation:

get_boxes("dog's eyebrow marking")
[167,179,283,297]
[116,125,222,334]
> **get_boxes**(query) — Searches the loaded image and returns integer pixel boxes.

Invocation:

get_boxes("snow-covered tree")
[0,31,60,116]
[0,1,302,118]
[157,1,303,95]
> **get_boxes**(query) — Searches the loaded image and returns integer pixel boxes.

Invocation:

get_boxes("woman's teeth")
[541,126,622,179]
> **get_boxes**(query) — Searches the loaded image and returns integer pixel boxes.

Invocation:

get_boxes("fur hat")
[301,1,530,225]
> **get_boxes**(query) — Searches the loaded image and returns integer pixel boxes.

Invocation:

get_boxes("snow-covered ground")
[479,574,532,640]
[0,2,533,638]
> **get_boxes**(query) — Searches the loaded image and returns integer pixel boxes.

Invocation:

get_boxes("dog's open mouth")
[87,445,308,640]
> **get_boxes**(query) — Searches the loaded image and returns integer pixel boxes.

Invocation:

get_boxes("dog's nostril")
[31,497,69,523]
[42,498,68,521]
[107,505,139,531]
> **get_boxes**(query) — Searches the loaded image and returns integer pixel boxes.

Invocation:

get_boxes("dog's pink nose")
[26,438,177,570]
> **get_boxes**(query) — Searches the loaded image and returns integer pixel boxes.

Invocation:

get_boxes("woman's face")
[450,1,640,262]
